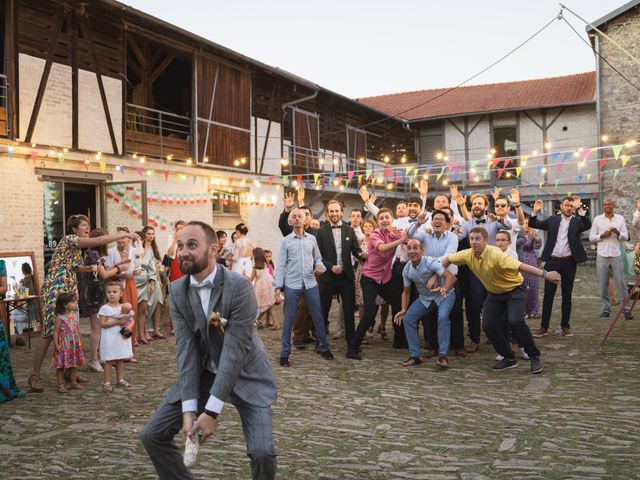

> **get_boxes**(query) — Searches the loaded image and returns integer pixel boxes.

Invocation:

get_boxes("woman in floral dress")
[517,219,543,318]
[28,215,138,392]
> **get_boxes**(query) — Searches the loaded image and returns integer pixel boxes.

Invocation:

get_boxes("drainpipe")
[281,89,320,112]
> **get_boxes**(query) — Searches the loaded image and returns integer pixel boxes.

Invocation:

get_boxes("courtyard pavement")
[1,265,639,479]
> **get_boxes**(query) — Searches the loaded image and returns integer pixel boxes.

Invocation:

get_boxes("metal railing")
[0,74,7,108]
[125,103,192,160]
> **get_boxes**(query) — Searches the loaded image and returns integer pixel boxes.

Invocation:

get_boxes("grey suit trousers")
[141,384,277,479]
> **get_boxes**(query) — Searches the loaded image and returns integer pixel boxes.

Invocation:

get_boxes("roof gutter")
[281,90,320,112]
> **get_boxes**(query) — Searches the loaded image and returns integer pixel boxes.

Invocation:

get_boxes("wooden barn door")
[292,107,319,174]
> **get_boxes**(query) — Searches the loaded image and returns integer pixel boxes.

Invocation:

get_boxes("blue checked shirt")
[274,231,326,289]
[458,216,512,246]
[402,256,449,307]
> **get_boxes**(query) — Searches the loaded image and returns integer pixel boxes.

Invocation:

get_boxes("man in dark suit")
[528,196,591,338]
[315,200,366,346]
[140,221,277,480]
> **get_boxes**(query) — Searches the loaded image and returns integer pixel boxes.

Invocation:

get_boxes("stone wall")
[597,7,640,225]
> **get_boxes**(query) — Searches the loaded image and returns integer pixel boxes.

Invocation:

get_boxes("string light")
[376,177,383,184]
[541,167,547,174]
[319,158,325,166]
[167,154,173,161]
[490,148,496,155]
[140,156,146,163]
[31,143,36,148]
[386,183,394,190]
[442,179,449,186]
[358,157,365,164]
[332,157,338,165]
[186,158,193,165]
[443,155,449,162]
[132,153,137,159]
[332,179,339,186]
[532,150,538,155]
[63,148,68,153]
[240,157,247,165]
[436,152,443,160]
[338,185,344,191]
[280,158,289,166]
[203,156,209,163]
[487,153,493,159]
[401,155,407,163]
[234,160,240,166]
[601,134,609,142]
[383,156,390,163]
[544,141,552,150]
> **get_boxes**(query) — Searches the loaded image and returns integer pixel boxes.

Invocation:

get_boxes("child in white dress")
[99,281,134,392]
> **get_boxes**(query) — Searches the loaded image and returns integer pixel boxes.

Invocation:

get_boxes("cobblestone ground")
[2,266,639,479]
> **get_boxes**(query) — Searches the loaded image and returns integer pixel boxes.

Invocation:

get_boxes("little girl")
[52,292,86,393]
[99,281,135,392]
[264,250,276,278]
[249,248,278,330]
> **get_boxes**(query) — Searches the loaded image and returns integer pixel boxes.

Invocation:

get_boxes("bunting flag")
[555,162,564,173]
[283,175,289,186]
[587,173,592,182]
[58,153,64,166]
[329,172,336,183]
[612,144,623,160]
[136,168,143,177]
[99,161,106,173]
[613,169,619,178]
[268,176,273,185]
[554,179,559,187]
[163,171,169,182]
[520,155,529,164]
[192,175,197,185]
[622,155,631,167]
[30,150,38,164]
[491,158,501,169]
[599,159,607,169]
[487,160,493,169]
[470,160,478,169]
[357,174,363,184]
[366,168,373,179]
[405,166,414,175]
[313,173,321,184]
[384,168,393,178]
[436,166,445,181]
[580,148,593,160]
[562,151,572,162]
[549,152,560,164]
[296,175,303,185]
[347,170,355,182]
[515,167,523,177]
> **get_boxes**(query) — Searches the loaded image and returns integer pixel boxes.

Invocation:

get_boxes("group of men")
[274,181,640,374]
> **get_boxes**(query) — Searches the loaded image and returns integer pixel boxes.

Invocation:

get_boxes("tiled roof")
[356,72,596,122]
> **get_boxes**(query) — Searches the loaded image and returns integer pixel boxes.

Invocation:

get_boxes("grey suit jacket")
[166,266,277,408]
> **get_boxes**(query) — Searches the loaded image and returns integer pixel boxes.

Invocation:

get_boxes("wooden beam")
[71,8,79,149]
[127,33,146,67]
[148,53,175,85]
[82,14,119,155]
[25,6,66,143]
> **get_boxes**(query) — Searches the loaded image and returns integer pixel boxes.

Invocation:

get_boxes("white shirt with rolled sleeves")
[589,213,629,257]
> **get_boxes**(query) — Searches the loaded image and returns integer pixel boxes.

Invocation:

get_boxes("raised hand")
[508,188,520,206]
[359,185,370,203]
[533,199,543,214]
[418,178,429,197]
[416,209,428,226]
[283,192,295,211]
[572,196,582,209]
[457,194,467,207]
[450,184,461,203]
[370,194,378,204]
[492,186,500,201]
[297,187,306,206]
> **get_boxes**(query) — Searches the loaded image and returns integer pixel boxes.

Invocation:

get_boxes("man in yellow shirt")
[441,227,560,373]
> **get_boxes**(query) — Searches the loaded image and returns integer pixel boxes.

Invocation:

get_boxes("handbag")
[86,272,105,307]
[162,254,173,268]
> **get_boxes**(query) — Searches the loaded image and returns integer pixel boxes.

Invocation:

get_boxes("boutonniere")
[209,312,228,332]
[346,237,350,241]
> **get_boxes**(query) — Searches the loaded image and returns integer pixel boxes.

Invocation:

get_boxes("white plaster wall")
[251,117,282,176]
[78,69,123,154]
[19,53,72,147]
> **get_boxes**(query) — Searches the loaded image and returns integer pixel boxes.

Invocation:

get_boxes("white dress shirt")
[182,266,225,415]
[550,216,573,258]
[330,223,344,268]
[589,213,629,257]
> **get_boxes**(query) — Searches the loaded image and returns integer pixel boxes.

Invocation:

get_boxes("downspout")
[594,34,603,213]
[281,89,320,112]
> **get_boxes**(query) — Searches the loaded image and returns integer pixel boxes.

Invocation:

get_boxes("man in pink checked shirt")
[346,208,407,360]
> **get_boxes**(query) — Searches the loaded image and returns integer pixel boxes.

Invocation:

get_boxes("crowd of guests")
[273,182,640,373]
[1,186,639,403]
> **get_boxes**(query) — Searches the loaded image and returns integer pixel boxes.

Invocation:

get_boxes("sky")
[123,0,627,98]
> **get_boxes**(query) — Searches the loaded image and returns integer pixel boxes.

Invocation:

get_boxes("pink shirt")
[363,228,404,284]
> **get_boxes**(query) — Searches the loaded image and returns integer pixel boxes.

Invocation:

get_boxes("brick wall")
[597,8,640,222]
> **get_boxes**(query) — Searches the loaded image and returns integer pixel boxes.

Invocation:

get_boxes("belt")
[550,256,573,260]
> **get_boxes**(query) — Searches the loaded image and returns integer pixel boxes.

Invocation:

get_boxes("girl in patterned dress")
[250,248,278,330]
[52,292,85,393]
[517,219,542,318]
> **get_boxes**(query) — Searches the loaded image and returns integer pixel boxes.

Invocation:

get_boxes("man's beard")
[179,255,209,275]
[472,209,484,218]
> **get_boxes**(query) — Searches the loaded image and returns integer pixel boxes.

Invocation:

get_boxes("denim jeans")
[281,286,329,358]
[404,292,456,358]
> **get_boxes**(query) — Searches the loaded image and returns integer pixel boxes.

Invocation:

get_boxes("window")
[418,123,443,164]
[211,190,240,215]
[492,126,518,178]
[346,125,367,171]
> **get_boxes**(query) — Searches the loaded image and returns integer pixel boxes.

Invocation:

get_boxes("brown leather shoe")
[454,348,468,358]
[28,375,44,393]
[532,328,548,338]
[561,327,574,337]
[465,341,479,353]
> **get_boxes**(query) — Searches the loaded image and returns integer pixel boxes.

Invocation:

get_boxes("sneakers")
[279,356,290,367]
[490,357,518,371]
[532,328,548,338]
[561,328,574,337]
[319,349,334,360]
[293,340,306,349]
[530,356,543,374]
[345,350,362,360]
[519,347,530,360]
[599,311,610,318]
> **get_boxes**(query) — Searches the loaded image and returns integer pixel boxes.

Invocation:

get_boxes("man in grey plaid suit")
[141,221,277,479]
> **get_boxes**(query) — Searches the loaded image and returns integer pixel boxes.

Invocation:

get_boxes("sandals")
[65,372,89,383]
[152,332,166,340]
[138,338,150,345]
[377,326,388,340]
[436,355,449,368]
[402,357,423,367]
[28,374,44,393]
[57,384,68,394]
[69,382,83,390]
[117,379,132,388]
[102,382,113,393]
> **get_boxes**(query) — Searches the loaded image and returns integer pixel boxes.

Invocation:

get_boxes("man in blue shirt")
[274,208,334,367]
[394,239,457,368]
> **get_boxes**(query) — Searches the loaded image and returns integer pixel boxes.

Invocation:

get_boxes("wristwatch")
[203,409,219,419]
[539,270,548,279]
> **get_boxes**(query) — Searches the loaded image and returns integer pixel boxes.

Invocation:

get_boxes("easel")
[600,274,640,347]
